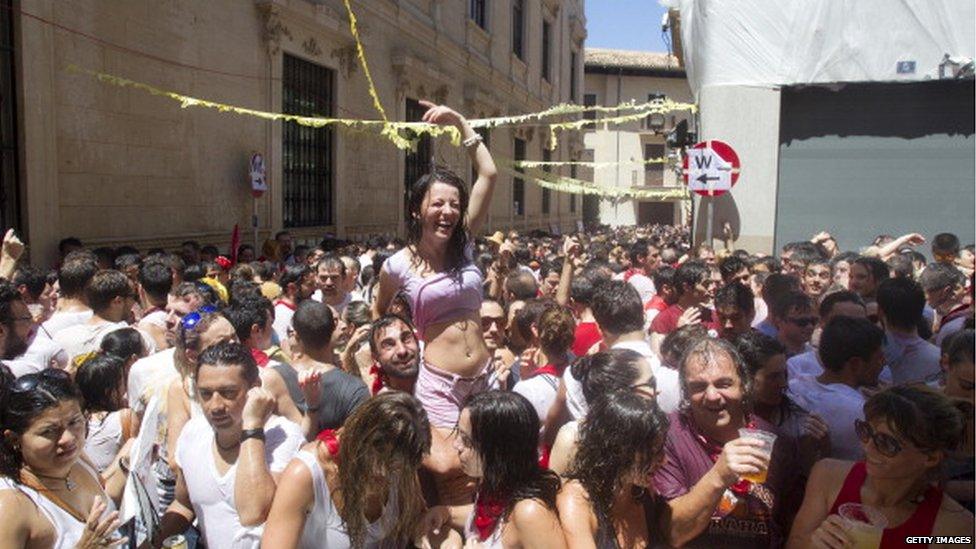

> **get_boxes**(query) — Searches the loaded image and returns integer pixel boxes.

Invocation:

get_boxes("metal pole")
[253,198,259,252]
[705,198,713,247]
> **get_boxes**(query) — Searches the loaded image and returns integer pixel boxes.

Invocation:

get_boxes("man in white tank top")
[156,342,303,549]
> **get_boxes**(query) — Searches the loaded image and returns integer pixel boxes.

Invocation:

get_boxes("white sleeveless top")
[0,460,116,549]
[292,450,400,549]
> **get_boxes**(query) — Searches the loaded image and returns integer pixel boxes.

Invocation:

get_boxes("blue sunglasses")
[180,304,219,332]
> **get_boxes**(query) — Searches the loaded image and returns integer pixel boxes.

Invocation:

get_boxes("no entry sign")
[682,140,741,197]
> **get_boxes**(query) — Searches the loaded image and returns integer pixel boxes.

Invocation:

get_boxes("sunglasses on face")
[10,368,71,394]
[481,316,506,330]
[854,419,902,457]
[786,316,818,328]
[180,304,219,332]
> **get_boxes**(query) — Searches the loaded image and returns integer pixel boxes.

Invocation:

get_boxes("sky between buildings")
[585,0,671,53]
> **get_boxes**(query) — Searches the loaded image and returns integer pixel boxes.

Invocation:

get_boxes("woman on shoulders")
[373,101,498,430]
[558,391,671,549]
[788,384,974,548]
[0,366,127,548]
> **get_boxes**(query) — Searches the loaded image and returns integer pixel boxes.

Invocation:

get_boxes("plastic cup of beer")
[737,428,777,483]
[838,502,887,549]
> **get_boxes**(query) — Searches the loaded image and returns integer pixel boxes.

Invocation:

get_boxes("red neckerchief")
[527,363,563,378]
[474,493,508,541]
[316,429,340,458]
[624,268,642,282]
[942,303,971,325]
[689,415,757,496]
[273,298,297,311]
[250,348,270,368]
[368,363,384,395]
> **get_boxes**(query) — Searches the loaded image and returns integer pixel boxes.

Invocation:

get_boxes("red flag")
[230,224,240,265]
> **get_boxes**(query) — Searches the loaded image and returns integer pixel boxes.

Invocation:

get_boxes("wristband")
[463,133,484,148]
[241,428,265,442]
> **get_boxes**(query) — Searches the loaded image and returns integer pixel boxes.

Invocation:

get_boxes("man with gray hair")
[919,262,970,345]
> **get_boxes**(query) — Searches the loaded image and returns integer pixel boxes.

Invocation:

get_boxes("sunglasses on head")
[10,368,71,395]
[787,316,818,328]
[854,419,902,457]
[181,304,219,332]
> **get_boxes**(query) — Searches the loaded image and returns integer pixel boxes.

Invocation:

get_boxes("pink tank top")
[384,244,483,336]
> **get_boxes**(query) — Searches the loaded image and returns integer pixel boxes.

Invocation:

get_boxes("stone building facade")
[583,47,692,227]
[9,0,585,266]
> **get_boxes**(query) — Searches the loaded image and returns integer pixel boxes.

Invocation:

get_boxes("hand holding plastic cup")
[837,503,887,549]
[737,428,777,483]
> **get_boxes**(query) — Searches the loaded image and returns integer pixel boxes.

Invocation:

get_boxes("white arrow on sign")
[686,148,733,195]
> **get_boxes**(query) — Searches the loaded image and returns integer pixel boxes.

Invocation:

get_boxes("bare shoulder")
[0,488,40,536]
[556,479,592,511]
[808,458,854,485]
[933,494,975,536]
[511,498,560,526]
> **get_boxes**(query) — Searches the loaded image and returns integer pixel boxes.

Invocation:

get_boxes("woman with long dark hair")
[548,349,658,476]
[262,392,433,548]
[558,391,671,548]
[425,391,564,547]
[373,101,498,430]
[0,366,127,547]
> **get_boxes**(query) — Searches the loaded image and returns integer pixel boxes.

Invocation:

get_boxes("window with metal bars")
[513,138,525,216]
[541,149,551,214]
[0,5,19,231]
[282,55,334,228]
[404,98,433,216]
[570,52,578,102]
[569,165,577,213]
[542,20,551,82]
[512,0,524,59]
[470,0,488,30]
[583,94,596,120]
[644,143,666,185]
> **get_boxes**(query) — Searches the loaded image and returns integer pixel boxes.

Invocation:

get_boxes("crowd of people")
[0,101,972,548]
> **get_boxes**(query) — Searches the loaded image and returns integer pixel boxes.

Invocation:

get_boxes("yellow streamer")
[501,166,690,201]
[72,65,694,153]
[342,0,389,123]
[508,157,668,169]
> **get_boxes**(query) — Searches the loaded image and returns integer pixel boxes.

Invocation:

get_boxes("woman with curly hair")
[424,391,564,547]
[558,391,671,548]
[261,392,432,548]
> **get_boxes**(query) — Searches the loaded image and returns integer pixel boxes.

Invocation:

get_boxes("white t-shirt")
[127,348,178,412]
[176,415,304,549]
[311,291,352,316]
[563,366,587,420]
[613,271,657,305]
[513,373,561,422]
[787,349,823,379]
[4,335,68,377]
[884,332,942,386]
[272,301,296,344]
[54,320,156,364]
[611,339,681,414]
[86,411,124,473]
[788,374,865,461]
[40,309,93,339]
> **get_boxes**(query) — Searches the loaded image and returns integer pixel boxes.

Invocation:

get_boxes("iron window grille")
[282,54,334,228]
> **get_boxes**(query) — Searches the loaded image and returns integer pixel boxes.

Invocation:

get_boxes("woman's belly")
[422,315,491,377]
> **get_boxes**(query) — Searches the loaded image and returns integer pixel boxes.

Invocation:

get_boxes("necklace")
[26,467,76,491]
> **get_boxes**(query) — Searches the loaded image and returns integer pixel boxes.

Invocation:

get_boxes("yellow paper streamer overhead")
[342,0,389,123]
[501,166,690,201]
[508,157,668,169]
